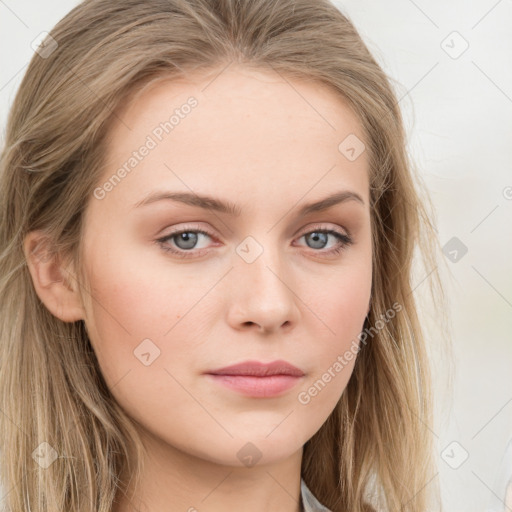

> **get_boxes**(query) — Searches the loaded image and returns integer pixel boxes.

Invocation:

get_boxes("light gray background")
[1,1,511,511]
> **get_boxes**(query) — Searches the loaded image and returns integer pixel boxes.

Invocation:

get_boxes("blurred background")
[1,1,511,510]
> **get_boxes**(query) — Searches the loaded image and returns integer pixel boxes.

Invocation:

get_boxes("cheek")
[83,235,204,338]
[307,261,371,345]
[80,237,226,396]
[296,261,371,408]
[80,242,181,380]
[80,248,209,436]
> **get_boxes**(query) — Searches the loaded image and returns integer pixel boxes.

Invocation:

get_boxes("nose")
[225,245,301,334]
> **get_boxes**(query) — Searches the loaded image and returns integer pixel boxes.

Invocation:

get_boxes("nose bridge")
[228,232,299,331]
[235,232,286,289]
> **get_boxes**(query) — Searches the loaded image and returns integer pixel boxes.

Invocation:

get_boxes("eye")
[156,224,216,259]
[294,227,353,256]
[155,224,353,259]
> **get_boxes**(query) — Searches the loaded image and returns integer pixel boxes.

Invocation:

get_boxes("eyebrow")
[133,189,365,216]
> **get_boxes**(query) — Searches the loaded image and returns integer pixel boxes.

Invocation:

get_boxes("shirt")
[300,478,333,512]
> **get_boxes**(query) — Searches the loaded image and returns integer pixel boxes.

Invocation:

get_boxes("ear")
[23,230,85,322]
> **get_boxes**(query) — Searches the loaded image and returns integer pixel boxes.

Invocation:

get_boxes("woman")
[0,0,445,510]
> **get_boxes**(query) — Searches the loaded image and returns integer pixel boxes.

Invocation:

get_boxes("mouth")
[204,359,305,398]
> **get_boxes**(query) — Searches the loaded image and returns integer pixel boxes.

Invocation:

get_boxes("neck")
[112,428,304,512]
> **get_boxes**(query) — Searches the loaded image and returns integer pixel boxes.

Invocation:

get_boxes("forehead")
[97,65,370,213]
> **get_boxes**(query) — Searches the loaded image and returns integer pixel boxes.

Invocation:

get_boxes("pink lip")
[205,360,305,398]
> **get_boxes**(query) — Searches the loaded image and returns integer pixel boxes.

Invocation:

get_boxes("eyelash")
[155,224,353,259]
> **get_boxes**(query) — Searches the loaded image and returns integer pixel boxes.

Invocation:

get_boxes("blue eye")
[298,229,353,255]
[156,227,214,259]
[156,225,353,259]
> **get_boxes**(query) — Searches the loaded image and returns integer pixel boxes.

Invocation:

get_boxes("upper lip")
[206,360,305,377]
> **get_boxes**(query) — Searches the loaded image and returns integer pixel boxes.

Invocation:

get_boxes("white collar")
[300,478,332,512]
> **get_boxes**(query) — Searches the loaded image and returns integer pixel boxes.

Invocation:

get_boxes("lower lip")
[205,374,302,398]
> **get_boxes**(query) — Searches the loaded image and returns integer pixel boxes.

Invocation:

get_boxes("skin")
[24,64,372,512]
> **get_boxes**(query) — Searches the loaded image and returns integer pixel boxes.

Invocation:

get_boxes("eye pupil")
[306,231,328,249]
[175,232,198,249]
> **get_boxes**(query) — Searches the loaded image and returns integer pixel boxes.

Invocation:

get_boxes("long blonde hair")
[0,0,446,510]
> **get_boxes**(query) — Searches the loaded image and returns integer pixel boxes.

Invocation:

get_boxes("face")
[78,65,372,467]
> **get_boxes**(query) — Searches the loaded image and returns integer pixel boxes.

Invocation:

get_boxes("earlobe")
[23,230,85,322]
